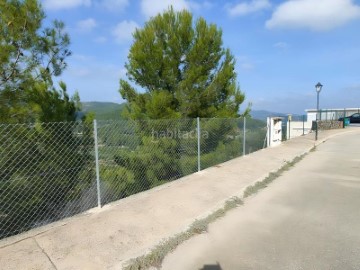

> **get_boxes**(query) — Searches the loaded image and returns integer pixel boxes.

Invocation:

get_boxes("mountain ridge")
[81,101,126,120]
[80,102,297,121]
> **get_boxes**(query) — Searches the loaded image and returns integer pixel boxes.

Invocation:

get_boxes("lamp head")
[315,82,323,93]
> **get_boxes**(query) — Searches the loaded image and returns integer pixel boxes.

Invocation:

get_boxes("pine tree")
[119,8,247,119]
[0,0,94,238]
[97,9,250,203]
[0,0,73,123]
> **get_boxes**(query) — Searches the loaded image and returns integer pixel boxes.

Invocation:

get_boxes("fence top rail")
[0,117,252,126]
[306,108,360,112]
[0,121,87,128]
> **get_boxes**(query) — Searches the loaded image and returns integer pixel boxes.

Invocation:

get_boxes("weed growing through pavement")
[243,151,309,198]
[123,197,243,270]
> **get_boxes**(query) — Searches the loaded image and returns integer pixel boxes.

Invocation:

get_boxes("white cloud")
[43,0,91,10]
[227,0,271,17]
[76,18,97,32]
[240,63,255,70]
[266,0,360,31]
[189,1,214,11]
[67,55,121,79]
[119,67,127,79]
[99,0,129,11]
[71,68,92,77]
[141,0,190,18]
[112,20,139,44]
[237,55,256,71]
[273,42,289,49]
[344,83,360,92]
[94,36,107,43]
[72,54,93,61]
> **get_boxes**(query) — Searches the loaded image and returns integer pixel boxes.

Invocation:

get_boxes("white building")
[306,108,360,122]
[284,108,360,140]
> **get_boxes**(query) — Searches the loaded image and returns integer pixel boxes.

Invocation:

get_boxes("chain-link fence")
[96,119,198,205]
[0,122,96,239]
[0,117,267,239]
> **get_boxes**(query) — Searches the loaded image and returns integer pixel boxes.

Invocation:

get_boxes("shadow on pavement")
[199,262,222,270]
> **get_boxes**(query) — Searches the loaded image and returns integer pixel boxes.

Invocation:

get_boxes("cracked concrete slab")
[0,238,55,270]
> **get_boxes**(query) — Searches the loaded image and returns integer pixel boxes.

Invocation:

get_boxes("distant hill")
[80,102,127,120]
[250,110,307,127]
[78,104,299,122]
[250,110,288,121]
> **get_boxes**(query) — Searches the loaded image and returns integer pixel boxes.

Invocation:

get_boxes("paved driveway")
[162,131,360,270]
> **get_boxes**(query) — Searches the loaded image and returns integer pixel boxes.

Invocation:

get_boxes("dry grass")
[243,151,309,198]
[123,197,243,270]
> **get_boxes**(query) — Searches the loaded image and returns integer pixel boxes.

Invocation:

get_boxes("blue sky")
[42,0,360,114]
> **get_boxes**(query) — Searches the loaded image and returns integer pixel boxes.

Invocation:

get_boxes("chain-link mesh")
[244,118,267,154]
[200,118,243,169]
[0,122,96,239]
[0,117,268,240]
[96,119,198,205]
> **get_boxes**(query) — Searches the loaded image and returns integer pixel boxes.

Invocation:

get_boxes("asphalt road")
[161,130,360,270]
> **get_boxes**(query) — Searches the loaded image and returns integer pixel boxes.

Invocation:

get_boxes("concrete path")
[0,128,357,270]
[161,129,360,270]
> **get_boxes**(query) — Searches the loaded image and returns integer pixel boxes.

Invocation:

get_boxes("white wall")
[267,117,283,147]
[307,112,316,123]
[286,121,312,140]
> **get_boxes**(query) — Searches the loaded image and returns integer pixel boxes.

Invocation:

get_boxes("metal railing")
[0,117,266,239]
[314,109,360,122]
[318,110,346,121]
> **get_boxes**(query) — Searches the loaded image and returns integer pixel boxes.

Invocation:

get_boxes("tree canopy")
[120,8,247,119]
[0,0,77,123]
[0,0,95,239]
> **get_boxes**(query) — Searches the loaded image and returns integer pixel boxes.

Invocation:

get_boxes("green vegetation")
[0,4,268,239]
[243,152,308,198]
[0,121,94,237]
[81,102,126,120]
[0,0,94,238]
[0,0,80,123]
[95,117,267,204]
[98,9,255,200]
[120,8,248,119]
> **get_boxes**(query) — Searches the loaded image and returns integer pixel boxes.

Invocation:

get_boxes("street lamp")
[315,82,323,140]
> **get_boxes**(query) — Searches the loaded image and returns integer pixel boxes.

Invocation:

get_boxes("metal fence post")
[288,117,291,140]
[243,117,246,156]
[93,120,102,208]
[302,115,305,135]
[197,117,201,172]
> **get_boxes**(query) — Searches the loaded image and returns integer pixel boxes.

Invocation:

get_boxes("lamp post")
[315,82,323,140]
